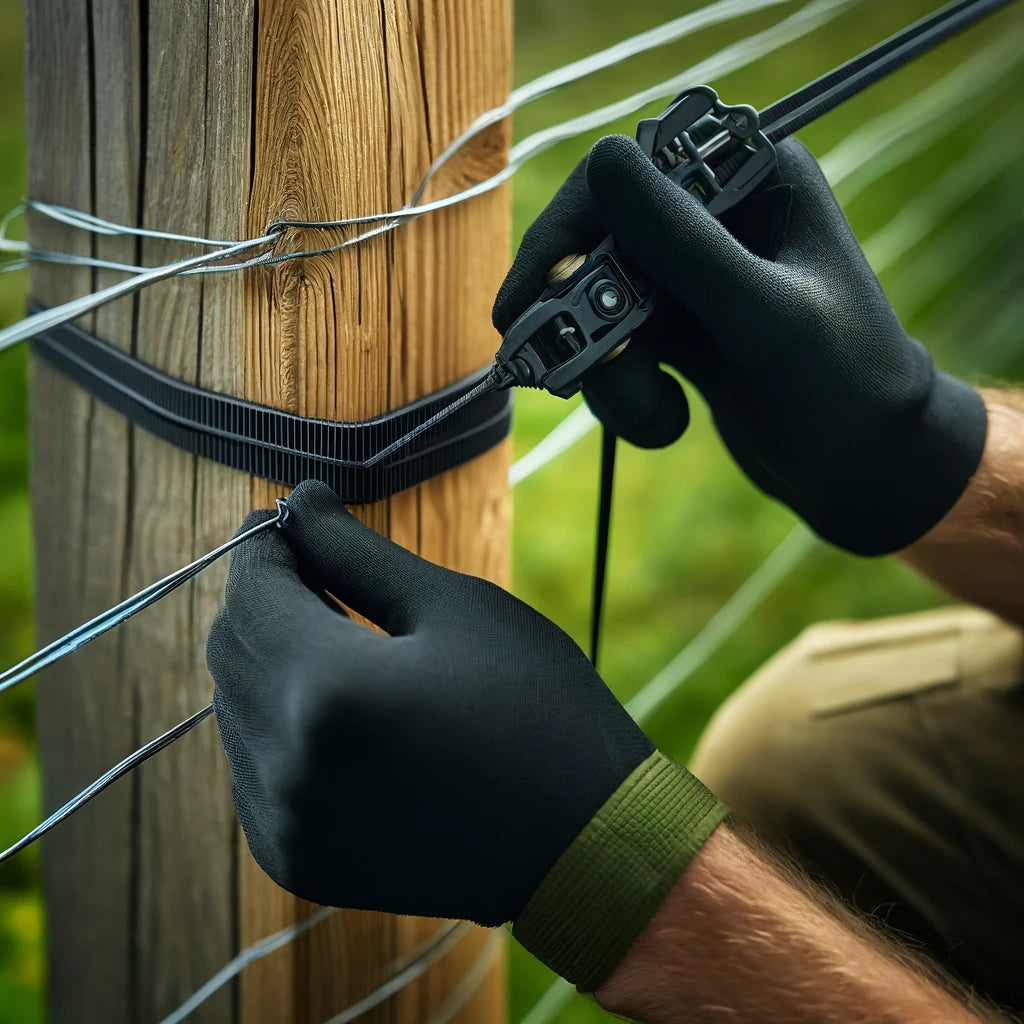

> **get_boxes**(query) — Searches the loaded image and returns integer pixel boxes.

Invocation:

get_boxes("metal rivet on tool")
[595,283,624,313]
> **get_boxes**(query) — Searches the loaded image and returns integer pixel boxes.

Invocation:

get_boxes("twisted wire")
[0,0,857,351]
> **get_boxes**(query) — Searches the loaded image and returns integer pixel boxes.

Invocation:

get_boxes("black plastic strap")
[760,0,1014,143]
[30,316,512,504]
[590,426,616,668]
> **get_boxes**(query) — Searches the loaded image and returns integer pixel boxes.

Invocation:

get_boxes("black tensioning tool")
[493,0,1015,400]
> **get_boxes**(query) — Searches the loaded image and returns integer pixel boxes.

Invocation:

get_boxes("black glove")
[494,135,987,556]
[207,480,726,989]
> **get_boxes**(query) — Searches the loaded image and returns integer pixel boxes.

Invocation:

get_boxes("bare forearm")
[901,389,1024,627]
[595,827,1004,1024]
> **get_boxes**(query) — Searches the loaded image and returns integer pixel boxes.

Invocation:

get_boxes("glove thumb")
[283,480,445,635]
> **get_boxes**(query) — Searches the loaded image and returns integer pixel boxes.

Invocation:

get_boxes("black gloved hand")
[494,136,987,556]
[208,481,726,988]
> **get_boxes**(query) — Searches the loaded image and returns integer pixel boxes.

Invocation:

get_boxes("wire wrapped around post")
[25,1,511,1022]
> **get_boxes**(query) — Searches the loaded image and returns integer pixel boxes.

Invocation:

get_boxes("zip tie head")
[275,498,290,528]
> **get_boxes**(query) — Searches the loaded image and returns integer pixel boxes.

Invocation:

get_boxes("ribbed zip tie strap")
[30,314,512,502]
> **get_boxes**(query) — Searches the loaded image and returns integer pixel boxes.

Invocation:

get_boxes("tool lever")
[637,86,776,215]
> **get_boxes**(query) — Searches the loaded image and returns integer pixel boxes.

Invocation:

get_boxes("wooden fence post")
[25,0,511,1021]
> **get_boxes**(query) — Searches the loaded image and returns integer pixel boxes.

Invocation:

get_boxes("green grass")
[0,1,1022,1022]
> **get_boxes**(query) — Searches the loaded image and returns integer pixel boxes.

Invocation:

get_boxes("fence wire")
[0,0,857,352]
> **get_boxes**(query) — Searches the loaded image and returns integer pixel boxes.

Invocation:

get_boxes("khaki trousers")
[691,606,1024,1010]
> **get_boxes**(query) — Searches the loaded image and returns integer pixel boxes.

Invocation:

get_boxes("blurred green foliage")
[0,1,1021,1022]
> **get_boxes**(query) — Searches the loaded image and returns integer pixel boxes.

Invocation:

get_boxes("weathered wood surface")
[28,0,249,1020]
[242,0,511,1020]
[26,0,510,1021]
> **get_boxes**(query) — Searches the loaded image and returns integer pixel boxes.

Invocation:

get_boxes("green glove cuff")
[512,750,728,992]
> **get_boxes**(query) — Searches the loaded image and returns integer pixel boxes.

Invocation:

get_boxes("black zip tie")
[30,315,512,503]
[761,0,1016,143]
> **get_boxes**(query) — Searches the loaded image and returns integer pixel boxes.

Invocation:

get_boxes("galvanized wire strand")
[24,198,242,247]
[0,203,26,252]
[518,978,575,1024]
[0,230,280,353]
[156,917,468,1024]
[509,404,599,487]
[22,4,1012,297]
[155,908,337,1024]
[321,922,473,1024]
[9,0,793,263]
[417,929,505,1024]
[288,0,798,226]
[626,525,815,724]
[0,704,214,866]
[0,502,288,696]
[273,0,859,236]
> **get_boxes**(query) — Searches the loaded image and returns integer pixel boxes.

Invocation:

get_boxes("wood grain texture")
[26,1,119,1020]
[27,0,252,1020]
[242,1,511,1022]
[126,1,247,1018]
[27,0,510,1020]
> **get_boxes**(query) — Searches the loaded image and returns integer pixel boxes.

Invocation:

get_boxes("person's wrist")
[512,750,728,992]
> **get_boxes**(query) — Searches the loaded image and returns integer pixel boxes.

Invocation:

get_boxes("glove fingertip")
[585,134,650,198]
[287,479,347,518]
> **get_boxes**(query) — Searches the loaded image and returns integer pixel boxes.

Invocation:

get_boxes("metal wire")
[0,501,288,696]
[156,908,336,1024]
[156,917,468,1024]
[13,0,794,253]
[269,0,858,236]
[321,922,472,1024]
[0,704,214,865]
[418,929,505,1024]
[0,231,280,354]
[509,404,599,487]
[0,0,856,334]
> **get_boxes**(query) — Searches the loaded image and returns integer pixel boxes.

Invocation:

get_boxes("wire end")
[275,498,290,529]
